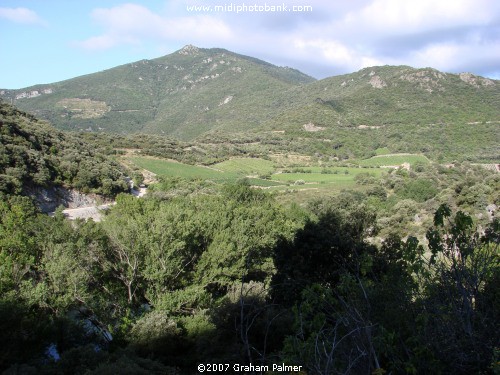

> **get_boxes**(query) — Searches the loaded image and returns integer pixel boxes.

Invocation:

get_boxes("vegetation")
[1,46,314,139]
[356,154,429,167]
[2,48,498,163]
[0,54,498,374]
[0,100,128,197]
[0,179,497,374]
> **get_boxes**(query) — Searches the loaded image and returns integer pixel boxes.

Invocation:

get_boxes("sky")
[1,0,499,88]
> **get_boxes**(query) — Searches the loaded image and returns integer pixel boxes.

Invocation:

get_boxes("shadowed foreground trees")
[275,204,498,374]
[0,180,498,374]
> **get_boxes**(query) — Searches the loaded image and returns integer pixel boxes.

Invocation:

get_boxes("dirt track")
[62,203,116,222]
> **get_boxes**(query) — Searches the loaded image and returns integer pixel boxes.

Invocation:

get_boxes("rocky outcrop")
[303,122,325,132]
[369,75,387,89]
[24,185,112,213]
[400,70,445,92]
[459,73,495,87]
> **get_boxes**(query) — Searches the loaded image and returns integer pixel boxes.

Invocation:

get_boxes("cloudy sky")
[1,0,499,88]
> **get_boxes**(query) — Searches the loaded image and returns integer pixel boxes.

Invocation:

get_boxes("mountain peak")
[178,44,200,55]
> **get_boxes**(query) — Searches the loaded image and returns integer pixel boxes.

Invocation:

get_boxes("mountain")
[260,65,500,131]
[1,46,499,153]
[0,45,314,139]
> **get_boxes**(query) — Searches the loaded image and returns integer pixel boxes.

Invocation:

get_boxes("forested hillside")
[2,47,498,149]
[0,45,314,139]
[0,100,128,197]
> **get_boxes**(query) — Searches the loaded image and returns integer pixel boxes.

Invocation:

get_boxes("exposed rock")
[16,90,41,99]
[400,70,445,92]
[178,44,199,55]
[219,95,233,106]
[358,125,382,129]
[24,186,113,213]
[459,72,495,87]
[303,122,325,132]
[369,75,387,89]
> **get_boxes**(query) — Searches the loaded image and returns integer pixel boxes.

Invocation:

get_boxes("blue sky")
[1,0,499,88]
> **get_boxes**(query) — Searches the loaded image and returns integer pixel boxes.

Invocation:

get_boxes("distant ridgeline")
[0,100,128,198]
[0,45,498,143]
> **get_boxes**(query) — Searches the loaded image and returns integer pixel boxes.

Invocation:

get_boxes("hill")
[1,48,498,162]
[262,65,499,130]
[0,45,314,139]
[0,100,128,200]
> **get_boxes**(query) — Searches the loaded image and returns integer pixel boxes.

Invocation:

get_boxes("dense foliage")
[0,100,128,196]
[0,99,498,374]
[0,177,497,374]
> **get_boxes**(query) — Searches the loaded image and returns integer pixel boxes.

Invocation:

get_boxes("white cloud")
[346,0,495,33]
[279,0,500,76]
[0,7,46,26]
[409,40,500,73]
[77,3,232,51]
[72,1,500,79]
[291,37,384,71]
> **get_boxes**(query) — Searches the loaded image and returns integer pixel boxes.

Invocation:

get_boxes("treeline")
[0,100,128,196]
[1,180,498,374]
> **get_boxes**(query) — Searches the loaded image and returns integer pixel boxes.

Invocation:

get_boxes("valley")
[0,46,498,374]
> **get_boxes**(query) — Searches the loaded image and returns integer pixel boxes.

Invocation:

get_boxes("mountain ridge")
[1,45,498,142]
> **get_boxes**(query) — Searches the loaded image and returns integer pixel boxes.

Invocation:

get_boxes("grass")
[245,178,284,187]
[375,147,391,155]
[129,157,237,181]
[128,156,391,193]
[273,167,383,183]
[128,156,286,186]
[357,154,429,167]
[212,157,275,176]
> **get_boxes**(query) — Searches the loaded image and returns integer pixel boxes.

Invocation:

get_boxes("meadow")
[356,154,429,167]
[128,156,283,186]
[127,156,397,194]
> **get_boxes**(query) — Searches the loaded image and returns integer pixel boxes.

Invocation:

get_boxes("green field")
[129,156,284,186]
[129,156,390,192]
[357,154,429,167]
[129,157,237,181]
[272,167,383,184]
[213,157,275,175]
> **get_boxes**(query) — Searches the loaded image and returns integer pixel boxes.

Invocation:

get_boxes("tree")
[419,205,499,373]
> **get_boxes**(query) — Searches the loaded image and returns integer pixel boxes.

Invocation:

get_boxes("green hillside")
[0,100,128,196]
[1,49,499,162]
[263,66,500,130]
[1,45,314,139]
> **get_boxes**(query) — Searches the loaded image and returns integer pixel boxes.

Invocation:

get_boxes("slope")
[1,45,314,139]
[0,100,128,197]
[257,65,499,161]
[262,65,499,130]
